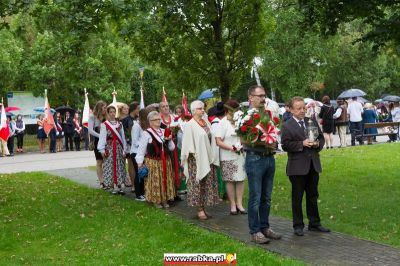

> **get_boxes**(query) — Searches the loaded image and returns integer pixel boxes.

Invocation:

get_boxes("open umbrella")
[5,106,20,112]
[338,88,366,99]
[198,88,218,100]
[304,98,314,104]
[34,107,56,113]
[382,95,400,102]
[357,97,370,104]
[55,105,76,115]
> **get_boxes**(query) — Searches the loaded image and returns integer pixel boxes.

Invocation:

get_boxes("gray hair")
[147,110,160,121]
[190,100,204,113]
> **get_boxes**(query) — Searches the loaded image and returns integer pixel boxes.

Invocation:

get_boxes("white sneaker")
[135,195,146,202]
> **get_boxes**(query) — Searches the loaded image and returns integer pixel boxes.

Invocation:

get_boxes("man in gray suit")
[281,96,330,236]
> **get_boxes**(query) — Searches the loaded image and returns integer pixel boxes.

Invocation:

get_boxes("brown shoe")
[251,232,270,244]
[262,228,282,240]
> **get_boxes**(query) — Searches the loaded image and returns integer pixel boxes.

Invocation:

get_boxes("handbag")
[138,165,149,181]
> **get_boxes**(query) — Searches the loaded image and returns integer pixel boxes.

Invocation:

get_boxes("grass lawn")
[0,173,303,265]
[267,143,400,247]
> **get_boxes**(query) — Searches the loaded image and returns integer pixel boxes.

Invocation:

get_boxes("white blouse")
[215,117,242,161]
[97,121,126,153]
[88,116,102,138]
[130,121,143,154]
[135,128,175,164]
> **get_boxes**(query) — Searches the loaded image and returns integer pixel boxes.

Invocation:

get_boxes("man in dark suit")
[63,111,74,151]
[281,96,330,236]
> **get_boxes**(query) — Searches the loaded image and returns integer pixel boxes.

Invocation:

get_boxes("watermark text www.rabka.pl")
[164,253,236,265]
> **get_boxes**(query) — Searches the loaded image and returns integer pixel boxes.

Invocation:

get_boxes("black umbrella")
[55,106,76,115]
[382,95,400,102]
[338,88,367,99]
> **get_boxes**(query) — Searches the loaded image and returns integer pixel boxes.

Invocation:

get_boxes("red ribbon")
[104,122,123,185]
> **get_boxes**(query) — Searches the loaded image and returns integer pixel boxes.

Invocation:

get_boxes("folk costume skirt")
[145,157,176,204]
[186,155,219,207]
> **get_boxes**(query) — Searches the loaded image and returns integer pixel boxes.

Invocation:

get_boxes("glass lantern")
[305,120,319,142]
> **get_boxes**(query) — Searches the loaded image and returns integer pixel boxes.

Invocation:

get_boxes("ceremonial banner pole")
[139,67,145,109]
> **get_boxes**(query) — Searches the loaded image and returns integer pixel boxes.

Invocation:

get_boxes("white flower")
[243,115,251,121]
[233,110,244,121]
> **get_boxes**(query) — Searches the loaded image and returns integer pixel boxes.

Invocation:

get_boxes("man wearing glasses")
[244,85,282,244]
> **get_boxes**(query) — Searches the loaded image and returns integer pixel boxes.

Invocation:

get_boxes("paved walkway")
[43,167,400,266]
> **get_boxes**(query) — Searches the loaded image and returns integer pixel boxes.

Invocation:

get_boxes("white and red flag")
[162,87,168,104]
[82,88,90,128]
[182,91,190,116]
[0,102,10,142]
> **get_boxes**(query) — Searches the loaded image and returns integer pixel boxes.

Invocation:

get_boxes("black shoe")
[174,195,183,201]
[230,210,238,215]
[238,209,248,215]
[308,225,330,232]
[294,228,304,236]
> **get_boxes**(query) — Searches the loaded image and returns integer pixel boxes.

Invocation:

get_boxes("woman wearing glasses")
[181,100,219,220]
[136,111,176,208]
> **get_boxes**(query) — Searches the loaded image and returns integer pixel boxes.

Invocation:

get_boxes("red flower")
[253,113,260,119]
[273,116,280,124]
[240,125,248,132]
[251,127,258,133]
[246,119,253,126]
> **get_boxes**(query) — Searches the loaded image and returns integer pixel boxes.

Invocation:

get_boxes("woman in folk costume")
[159,99,181,199]
[54,112,64,152]
[88,101,107,188]
[97,105,127,194]
[136,111,176,208]
[181,100,220,220]
[73,112,82,151]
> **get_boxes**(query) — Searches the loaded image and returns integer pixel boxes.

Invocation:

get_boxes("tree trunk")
[219,75,230,102]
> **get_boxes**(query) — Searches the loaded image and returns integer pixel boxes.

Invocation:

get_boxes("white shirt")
[88,116,102,138]
[130,121,143,154]
[97,121,126,153]
[347,101,364,122]
[333,108,342,119]
[392,107,400,122]
[292,116,306,129]
[215,117,243,161]
[135,128,175,164]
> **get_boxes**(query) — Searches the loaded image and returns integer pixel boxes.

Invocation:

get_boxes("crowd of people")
[80,85,337,244]
[2,86,399,245]
[282,96,400,148]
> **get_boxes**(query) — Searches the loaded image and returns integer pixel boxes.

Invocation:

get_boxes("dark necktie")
[299,120,305,130]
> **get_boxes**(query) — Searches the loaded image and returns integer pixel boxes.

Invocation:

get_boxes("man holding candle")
[281,96,330,236]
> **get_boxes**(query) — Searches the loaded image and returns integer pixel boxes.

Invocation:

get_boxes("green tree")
[298,0,400,52]
[120,0,273,101]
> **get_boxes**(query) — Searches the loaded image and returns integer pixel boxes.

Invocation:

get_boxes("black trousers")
[49,130,56,152]
[7,136,14,154]
[131,153,144,197]
[74,136,81,151]
[289,162,321,229]
[16,134,24,149]
[65,133,73,151]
